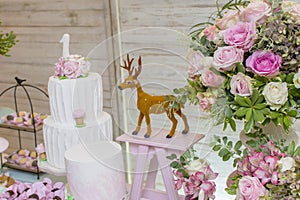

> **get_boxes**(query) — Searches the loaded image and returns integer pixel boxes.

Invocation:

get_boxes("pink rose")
[63,60,81,79]
[213,46,244,71]
[238,176,267,200]
[54,57,64,77]
[216,9,241,30]
[203,25,218,41]
[230,72,252,96]
[197,93,216,112]
[201,70,224,88]
[223,22,256,51]
[241,2,271,23]
[246,50,281,77]
[187,50,213,79]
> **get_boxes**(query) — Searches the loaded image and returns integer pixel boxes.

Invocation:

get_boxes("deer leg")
[144,114,151,138]
[133,112,144,135]
[166,112,177,138]
[175,109,189,134]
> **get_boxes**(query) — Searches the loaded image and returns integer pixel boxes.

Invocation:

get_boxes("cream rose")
[290,4,300,18]
[282,1,297,12]
[185,159,209,176]
[241,2,271,23]
[230,72,252,96]
[262,82,288,110]
[293,70,300,88]
[278,157,295,172]
[216,9,241,30]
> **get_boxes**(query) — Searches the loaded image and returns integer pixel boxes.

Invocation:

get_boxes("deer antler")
[133,56,142,79]
[121,54,134,75]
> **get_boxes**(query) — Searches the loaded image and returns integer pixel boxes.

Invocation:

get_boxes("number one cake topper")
[60,33,70,58]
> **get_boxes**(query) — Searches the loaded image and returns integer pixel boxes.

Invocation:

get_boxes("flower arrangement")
[175,0,300,133]
[167,148,218,200]
[211,134,300,199]
[54,54,91,79]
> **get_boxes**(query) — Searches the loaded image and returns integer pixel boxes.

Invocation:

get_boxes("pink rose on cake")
[54,54,91,79]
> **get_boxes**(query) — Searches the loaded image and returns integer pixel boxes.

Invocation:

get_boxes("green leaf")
[253,109,265,123]
[283,116,292,130]
[246,140,257,148]
[244,117,254,133]
[222,153,231,161]
[222,136,228,144]
[166,153,177,160]
[245,109,253,122]
[251,90,259,104]
[234,141,242,151]
[235,96,250,107]
[269,111,281,119]
[228,118,236,131]
[219,148,230,157]
[287,110,298,117]
[170,161,181,169]
[286,73,294,83]
[287,141,295,155]
[234,107,249,117]
[212,144,222,151]
[227,141,233,149]
[173,88,180,94]
[293,146,300,156]
[236,62,245,73]
[253,103,266,110]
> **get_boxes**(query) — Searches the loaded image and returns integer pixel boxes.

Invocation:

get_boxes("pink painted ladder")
[117,128,205,200]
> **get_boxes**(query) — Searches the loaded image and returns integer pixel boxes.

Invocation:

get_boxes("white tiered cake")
[42,43,112,170]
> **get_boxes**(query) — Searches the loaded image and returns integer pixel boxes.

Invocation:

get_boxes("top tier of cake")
[48,72,103,125]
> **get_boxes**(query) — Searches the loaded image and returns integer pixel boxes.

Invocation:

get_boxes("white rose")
[278,157,295,172]
[185,159,209,176]
[262,82,288,111]
[293,70,300,88]
[282,1,297,12]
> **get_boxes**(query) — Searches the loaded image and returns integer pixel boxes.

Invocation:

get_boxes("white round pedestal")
[64,141,126,200]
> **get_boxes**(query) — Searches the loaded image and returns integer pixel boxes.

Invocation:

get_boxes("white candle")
[60,33,70,58]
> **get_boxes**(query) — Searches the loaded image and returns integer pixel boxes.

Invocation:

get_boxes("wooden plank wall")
[0,0,117,152]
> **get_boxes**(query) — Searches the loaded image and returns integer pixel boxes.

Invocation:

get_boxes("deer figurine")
[118,54,189,138]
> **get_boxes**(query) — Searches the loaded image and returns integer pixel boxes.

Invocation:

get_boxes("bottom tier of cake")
[43,111,112,169]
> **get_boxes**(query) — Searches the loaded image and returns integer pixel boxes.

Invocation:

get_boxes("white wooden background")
[0,0,229,152]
